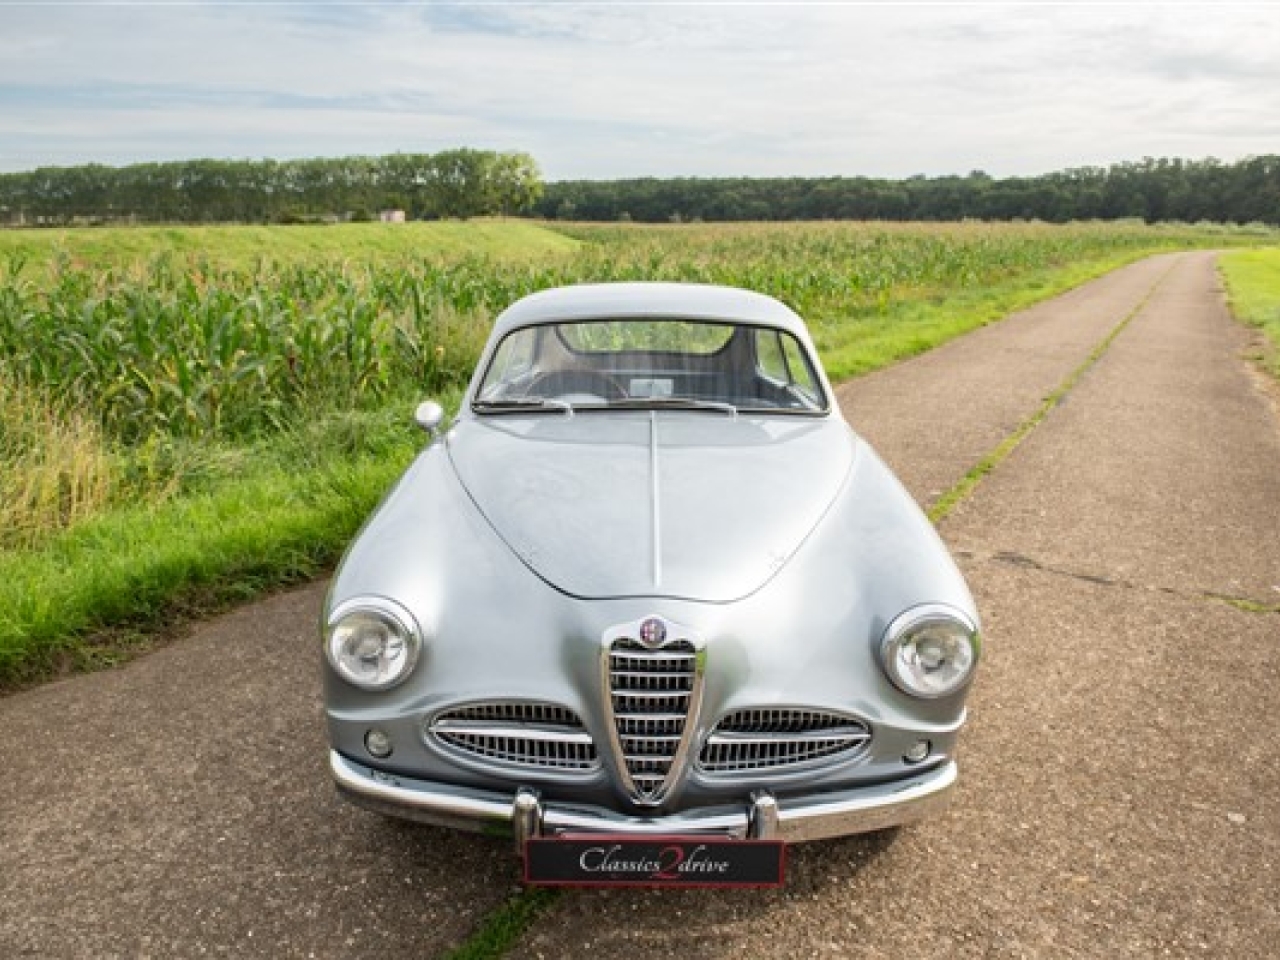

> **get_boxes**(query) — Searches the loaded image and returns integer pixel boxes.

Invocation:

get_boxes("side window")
[755,330,789,383]
[781,336,822,405]
[480,329,536,398]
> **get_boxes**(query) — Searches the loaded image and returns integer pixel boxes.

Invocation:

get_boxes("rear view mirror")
[414,400,445,436]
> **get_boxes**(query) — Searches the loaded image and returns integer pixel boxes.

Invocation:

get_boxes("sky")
[1,1,1278,180]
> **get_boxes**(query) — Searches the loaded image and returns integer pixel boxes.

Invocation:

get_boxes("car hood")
[446,412,855,602]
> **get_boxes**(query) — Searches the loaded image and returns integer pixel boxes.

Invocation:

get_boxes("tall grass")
[0,375,118,549]
[0,433,417,683]
[2,255,488,442]
[1219,248,1280,379]
[3,220,1247,448]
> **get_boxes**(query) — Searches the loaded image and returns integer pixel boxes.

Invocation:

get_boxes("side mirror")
[414,400,445,437]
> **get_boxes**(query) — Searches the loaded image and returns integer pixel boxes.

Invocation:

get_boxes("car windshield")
[473,320,828,414]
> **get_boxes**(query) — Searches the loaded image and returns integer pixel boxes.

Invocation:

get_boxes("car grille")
[607,638,699,804]
[429,702,598,772]
[698,708,871,773]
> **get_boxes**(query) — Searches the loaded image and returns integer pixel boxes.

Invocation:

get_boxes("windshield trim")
[470,400,829,419]
[470,317,832,417]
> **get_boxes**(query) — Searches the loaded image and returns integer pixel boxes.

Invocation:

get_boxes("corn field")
[2,220,1232,443]
[0,218,1254,547]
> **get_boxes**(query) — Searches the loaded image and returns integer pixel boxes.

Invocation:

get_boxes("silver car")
[323,282,980,885]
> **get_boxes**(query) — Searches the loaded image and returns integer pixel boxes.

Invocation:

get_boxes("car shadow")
[370,814,900,894]
[490,826,911,957]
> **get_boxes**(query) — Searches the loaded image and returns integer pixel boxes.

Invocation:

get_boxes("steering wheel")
[529,369,627,401]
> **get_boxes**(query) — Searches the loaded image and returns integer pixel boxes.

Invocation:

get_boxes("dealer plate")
[524,835,786,887]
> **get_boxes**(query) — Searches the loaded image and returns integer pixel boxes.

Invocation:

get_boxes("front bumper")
[331,750,957,848]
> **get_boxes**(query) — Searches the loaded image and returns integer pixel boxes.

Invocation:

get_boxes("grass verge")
[0,429,416,689]
[441,889,561,960]
[1218,247,1280,380]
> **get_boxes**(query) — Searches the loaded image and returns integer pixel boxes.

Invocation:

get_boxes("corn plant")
[0,219,1237,451]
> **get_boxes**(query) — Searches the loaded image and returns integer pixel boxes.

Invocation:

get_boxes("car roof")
[489,282,810,340]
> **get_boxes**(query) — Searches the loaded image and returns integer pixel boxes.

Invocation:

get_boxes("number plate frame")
[524,835,786,888]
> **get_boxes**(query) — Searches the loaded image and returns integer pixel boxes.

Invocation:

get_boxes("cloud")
[1,1,1277,177]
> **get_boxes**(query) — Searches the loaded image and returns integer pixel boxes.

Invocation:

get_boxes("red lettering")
[652,844,686,880]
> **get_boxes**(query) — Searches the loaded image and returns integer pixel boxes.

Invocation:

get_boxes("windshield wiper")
[472,398,574,417]
[600,397,738,418]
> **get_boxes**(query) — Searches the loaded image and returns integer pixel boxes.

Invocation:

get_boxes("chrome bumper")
[330,751,957,847]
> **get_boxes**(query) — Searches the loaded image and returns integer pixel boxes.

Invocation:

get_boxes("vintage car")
[323,282,980,884]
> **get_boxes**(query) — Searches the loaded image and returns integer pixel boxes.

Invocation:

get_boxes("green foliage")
[0,256,481,441]
[442,889,560,960]
[0,432,417,686]
[0,374,119,549]
[2,220,1261,450]
[4,153,1279,227]
[537,156,1280,226]
[0,220,579,267]
[1219,248,1280,379]
[0,150,545,225]
[0,223,580,444]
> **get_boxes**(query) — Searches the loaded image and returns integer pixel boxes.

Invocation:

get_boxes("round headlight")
[325,599,422,691]
[881,605,980,699]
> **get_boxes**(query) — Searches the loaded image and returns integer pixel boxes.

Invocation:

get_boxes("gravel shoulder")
[2,252,1275,959]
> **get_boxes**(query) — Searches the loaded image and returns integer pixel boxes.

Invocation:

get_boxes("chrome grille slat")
[610,689,692,699]
[610,649,697,662]
[608,636,700,804]
[609,669,694,683]
[432,722,595,744]
[699,708,872,774]
[442,702,583,725]
[707,729,870,746]
[429,702,598,772]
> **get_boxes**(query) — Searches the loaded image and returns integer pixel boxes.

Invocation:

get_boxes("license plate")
[524,835,786,887]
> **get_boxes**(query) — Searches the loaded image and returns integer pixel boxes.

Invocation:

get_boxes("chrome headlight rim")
[880,603,981,700]
[325,596,423,692]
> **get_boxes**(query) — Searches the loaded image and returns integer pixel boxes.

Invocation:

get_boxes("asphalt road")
[3,252,1277,958]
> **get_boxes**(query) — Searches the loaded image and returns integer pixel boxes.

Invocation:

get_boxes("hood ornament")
[638,617,667,648]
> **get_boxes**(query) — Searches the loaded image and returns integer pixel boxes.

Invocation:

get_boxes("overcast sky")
[2,1,1277,180]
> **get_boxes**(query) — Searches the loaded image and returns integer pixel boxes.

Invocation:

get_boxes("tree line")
[0,149,543,225]
[2,153,1277,226]
[536,157,1280,226]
